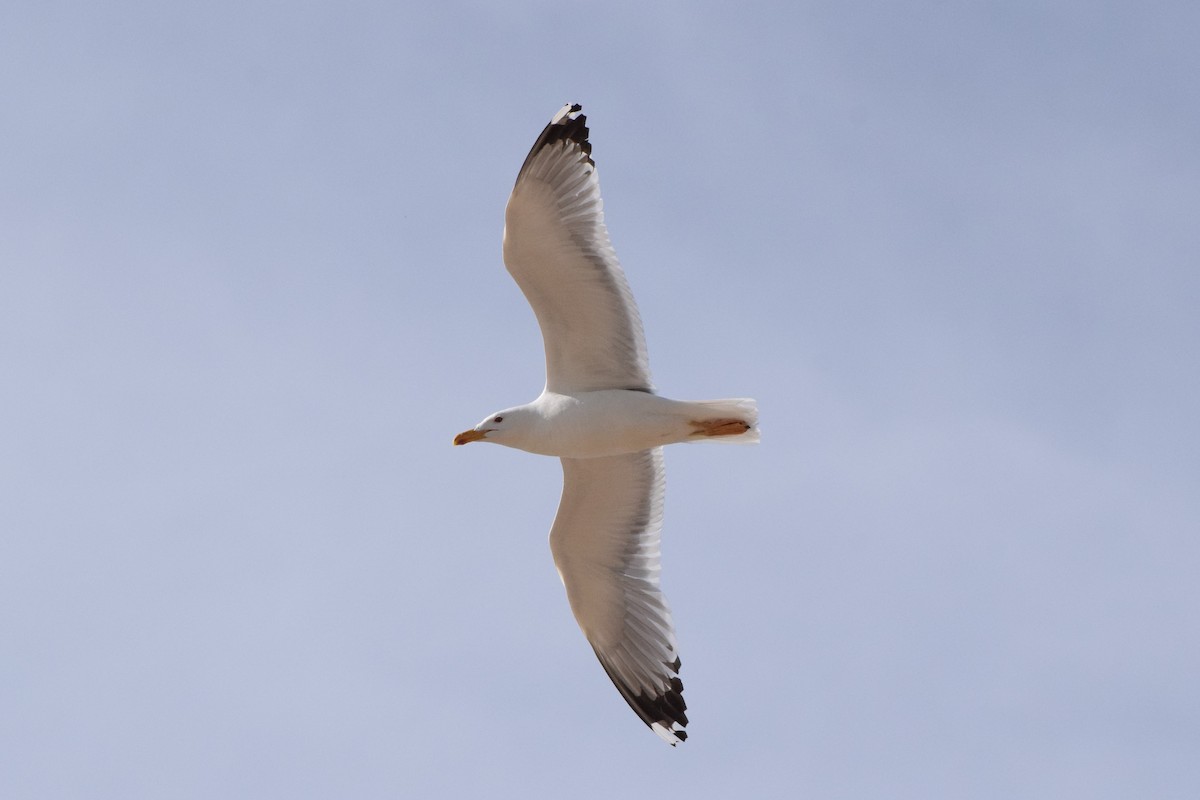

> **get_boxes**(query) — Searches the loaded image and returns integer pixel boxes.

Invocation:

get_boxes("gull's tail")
[684,398,759,444]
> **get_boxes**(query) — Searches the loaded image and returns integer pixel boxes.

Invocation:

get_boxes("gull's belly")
[532,390,693,458]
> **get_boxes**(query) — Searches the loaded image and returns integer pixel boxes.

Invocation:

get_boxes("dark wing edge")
[515,103,593,183]
[595,650,689,745]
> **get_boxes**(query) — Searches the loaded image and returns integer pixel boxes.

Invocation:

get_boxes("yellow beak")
[453,429,489,446]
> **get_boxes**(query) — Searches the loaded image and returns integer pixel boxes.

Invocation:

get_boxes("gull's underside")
[455,103,757,746]
[505,104,687,745]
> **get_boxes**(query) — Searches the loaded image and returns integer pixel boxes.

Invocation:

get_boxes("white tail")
[684,397,760,444]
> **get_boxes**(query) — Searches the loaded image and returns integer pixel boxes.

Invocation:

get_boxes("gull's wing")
[549,449,687,745]
[503,104,653,394]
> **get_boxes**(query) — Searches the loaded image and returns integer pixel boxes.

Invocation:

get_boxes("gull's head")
[453,406,530,447]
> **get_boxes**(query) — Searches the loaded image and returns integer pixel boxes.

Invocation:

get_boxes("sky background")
[3,2,1198,797]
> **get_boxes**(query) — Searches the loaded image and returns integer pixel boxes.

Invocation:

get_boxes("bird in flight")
[454,104,758,745]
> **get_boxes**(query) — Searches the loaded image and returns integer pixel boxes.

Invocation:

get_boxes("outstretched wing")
[548,449,687,745]
[503,104,653,394]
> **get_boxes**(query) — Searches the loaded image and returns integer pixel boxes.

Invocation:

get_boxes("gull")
[454,104,758,745]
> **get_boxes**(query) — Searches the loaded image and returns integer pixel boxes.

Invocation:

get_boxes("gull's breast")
[531,390,694,459]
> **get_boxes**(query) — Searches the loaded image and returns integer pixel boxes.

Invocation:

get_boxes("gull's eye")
[493,416,504,423]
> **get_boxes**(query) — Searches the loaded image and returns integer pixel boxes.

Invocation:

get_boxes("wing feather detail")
[503,104,653,394]
[549,449,687,745]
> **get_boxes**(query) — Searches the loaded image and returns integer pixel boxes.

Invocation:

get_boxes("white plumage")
[454,104,758,745]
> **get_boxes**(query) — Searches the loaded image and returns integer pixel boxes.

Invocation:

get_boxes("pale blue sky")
[3,2,1198,798]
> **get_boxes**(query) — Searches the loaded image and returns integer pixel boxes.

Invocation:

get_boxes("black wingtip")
[593,650,689,745]
[515,103,594,179]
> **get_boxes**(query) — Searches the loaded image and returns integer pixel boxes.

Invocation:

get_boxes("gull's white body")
[466,390,758,459]
[454,104,757,746]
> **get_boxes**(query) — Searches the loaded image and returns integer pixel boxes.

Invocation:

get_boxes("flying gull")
[454,104,758,745]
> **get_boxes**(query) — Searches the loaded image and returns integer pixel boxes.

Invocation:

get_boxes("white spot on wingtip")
[551,103,581,125]
[650,721,682,746]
